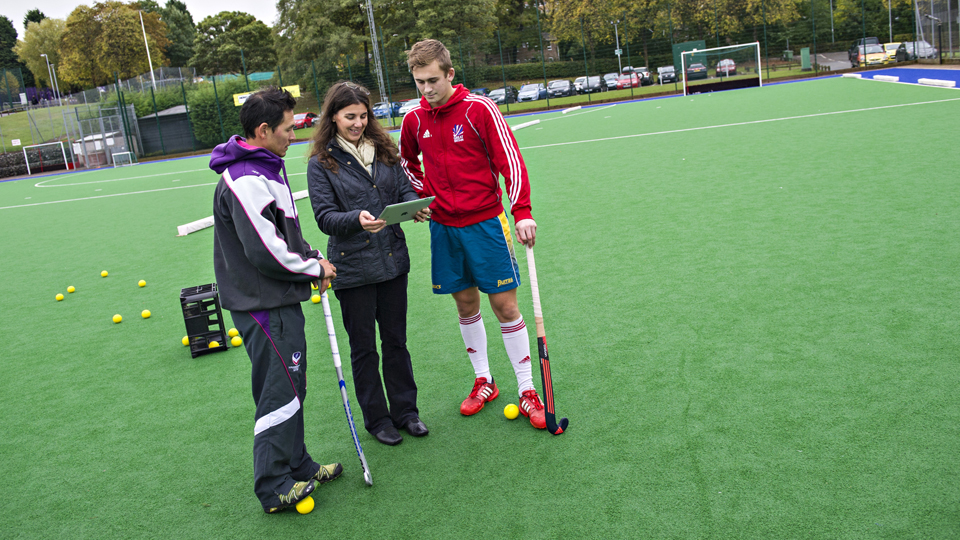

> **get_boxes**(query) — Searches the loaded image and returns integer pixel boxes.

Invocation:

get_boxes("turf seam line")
[0,183,217,210]
[542,104,616,122]
[34,168,211,188]
[519,96,960,150]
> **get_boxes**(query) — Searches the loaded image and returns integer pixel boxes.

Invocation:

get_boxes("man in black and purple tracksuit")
[211,87,342,514]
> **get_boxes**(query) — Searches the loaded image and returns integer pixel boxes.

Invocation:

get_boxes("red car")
[715,59,737,77]
[616,72,640,89]
[293,112,319,129]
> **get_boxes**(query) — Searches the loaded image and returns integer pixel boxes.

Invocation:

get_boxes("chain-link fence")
[1,1,957,179]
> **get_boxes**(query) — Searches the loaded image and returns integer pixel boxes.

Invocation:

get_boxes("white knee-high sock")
[459,312,490,382]
[501,316,534,393]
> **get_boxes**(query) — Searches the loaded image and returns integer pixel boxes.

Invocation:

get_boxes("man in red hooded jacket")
[399,39,545,430]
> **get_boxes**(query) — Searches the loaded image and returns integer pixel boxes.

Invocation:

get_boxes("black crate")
[180,283,229,358]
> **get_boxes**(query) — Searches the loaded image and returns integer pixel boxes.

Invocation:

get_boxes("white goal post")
[680,42,763,97]
[23,141,69,176]
[112,151,138,167]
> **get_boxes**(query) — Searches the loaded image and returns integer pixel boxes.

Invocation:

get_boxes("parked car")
[715,59,737,77]
[851,44,887,67]
[293,112,319,129]
[882,42,901,63]
[903,40,938,59]
[573,76,586,93]
[398,99,420,116]
[849,37,880,64]
[373,101,401,119]
[488,86,518,104]
[517,83,547,102]
[603,72,620,90]
[470,87,489,96]
[616,72,640,89]
[685,63,708,80]
[547,79,576,98]
[634,67,653,85]
[580,75,605,93]
[658,65,678,84]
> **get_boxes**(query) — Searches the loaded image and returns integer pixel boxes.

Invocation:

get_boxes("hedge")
[187,78,246,148]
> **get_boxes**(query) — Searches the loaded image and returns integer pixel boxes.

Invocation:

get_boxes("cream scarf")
[336,135,377,175]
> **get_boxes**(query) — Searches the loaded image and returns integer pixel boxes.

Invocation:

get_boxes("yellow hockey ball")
[101,270,109,277]
[56,293,64,301]
[138,280,146,287]
[67,286,75,293]
[141,309,151,319]
[182,336,190,346]
[504,404,519,420]
[231,336,242,347]
[228,328,239,338]
[208,341,220,348]
[311,294,321,304]
[112,314,122,323]
[295,496,315,514]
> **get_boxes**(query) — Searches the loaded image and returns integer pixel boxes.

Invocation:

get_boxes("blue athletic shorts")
[429,212,521,295]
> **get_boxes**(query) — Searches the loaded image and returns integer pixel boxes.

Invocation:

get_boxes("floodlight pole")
[925,14,943,64]
[889,0,893,42]
[40,54,60,106]
[611,20,622,73]
[140,11,157,91]
[51,64,62,106]
[364,1,387,104]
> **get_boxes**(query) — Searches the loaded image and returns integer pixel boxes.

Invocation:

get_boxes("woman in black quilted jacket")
[307,81,430,446]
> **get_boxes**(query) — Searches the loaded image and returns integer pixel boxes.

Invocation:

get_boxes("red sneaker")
[519,389,546,429]
[460,377,499,415]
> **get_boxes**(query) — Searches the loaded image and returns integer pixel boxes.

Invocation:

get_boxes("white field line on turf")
[519,97,960,150]
[32,154,305,188]
[541,104,616,122]
[0,183,217,210]
[35,168,211,187]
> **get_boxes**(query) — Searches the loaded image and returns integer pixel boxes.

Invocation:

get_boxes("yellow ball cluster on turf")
[101,270,109,277]
[112,314,122,323]
[141,309,151,319]
[182,336,190,346]
[504,404,519,420]
[56,293,64,301]
[295,496,315,514]
[138,280,146,287]
[209,341,220,348]
[311,294,321,304]
[228,328,239,338]
[67,286,75,293]
[231,336,243,347]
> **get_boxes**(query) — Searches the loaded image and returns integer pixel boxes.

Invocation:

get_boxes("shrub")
[187,79,247,148]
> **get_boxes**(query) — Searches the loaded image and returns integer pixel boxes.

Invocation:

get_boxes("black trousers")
[232,305,321,510]
[334,273,419,433]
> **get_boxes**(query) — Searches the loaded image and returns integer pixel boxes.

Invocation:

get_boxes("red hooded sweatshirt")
[399,84,533,228]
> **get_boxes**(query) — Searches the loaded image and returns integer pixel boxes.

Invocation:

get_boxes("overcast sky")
[7,0,279,40]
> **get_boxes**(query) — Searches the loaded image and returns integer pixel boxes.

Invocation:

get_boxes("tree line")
[1,0,923,94]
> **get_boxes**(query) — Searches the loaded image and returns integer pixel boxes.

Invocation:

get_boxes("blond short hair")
[407,39,453,72]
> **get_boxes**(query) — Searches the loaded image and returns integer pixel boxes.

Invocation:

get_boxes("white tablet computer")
[376,196,435,225]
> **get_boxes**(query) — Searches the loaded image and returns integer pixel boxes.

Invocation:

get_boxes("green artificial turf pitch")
[1,77,959,538]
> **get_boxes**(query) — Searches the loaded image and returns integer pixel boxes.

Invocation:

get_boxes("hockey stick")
[321,291,374,486]
[524,245,568,435]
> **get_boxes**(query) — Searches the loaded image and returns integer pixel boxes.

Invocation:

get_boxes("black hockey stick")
[525,245,568,435]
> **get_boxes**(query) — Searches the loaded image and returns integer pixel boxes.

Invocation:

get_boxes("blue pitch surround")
[856,67,960,85]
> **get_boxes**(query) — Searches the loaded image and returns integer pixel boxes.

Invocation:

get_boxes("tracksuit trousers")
[231,305,321,511]
[334,273,419,434]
